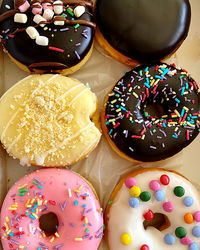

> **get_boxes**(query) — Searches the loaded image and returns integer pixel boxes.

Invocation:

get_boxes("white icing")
[7,133,22,152]
[56,83,83,101]
[69,88,90,106]
[108,170,200,249]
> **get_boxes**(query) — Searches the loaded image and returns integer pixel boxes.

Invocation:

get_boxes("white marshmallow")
[14,13,28,23]
[36,36,49,46]
[26,26,39,39]
[33,14,46,27]
[53,0,63,15]
[43,9,54,21]
[74,5,85,18]
[54,20,65,26]
[42,2,53,11]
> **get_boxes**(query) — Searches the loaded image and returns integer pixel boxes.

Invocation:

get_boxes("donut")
[95,0,191,66]
[102,62,200,162]
[0,74,101,167]
[0,168,104,249]
[0,0,95,74]
[105,168,200,250]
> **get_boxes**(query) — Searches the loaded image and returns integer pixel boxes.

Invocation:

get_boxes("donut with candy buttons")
[0,0,95,74]
[0,168,104,250]
[105,168,200,250]
[95,0,191,66]
[102,62,200,162]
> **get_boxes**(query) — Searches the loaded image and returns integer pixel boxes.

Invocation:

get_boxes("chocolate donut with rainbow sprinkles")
[102,62,200,162]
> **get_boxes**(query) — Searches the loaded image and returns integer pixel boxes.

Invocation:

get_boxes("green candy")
[174,186,185,197]
[175,227,186,238]
[140,191,151,202]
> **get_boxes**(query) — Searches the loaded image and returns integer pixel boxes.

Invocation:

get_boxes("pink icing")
[180,237,192,245]
[0,168,103,250]
[18,1,30,12]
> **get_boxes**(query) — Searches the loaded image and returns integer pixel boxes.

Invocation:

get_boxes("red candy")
[140,244,149,250]
[143,209,154,221]
[160,174,170,185]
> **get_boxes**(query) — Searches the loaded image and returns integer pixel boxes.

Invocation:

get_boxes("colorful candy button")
[164,234,175,245]
[140,191,151,202]
[149,180,160,191]
[129,197,140,208]
[194,211,200,222]
[189,242,199,250]
[155,190,165,201]
[180,237,192,245]
[174,186,185,197]
[175,227,187,238]
[140,244,149,250]
[192,226,200,238]
[121,233,132,245]
[130,186,141,197]
[184,213,194,224]
[125,177,136,188]
[160,174,170,185]
[143,210,154,221]
[183,196,194,207]
[163,201,174,213]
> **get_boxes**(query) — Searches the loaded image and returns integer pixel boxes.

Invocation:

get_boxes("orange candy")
[184,213,194,224]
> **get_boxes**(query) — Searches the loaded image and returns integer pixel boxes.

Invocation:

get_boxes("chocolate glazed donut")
[0,0,95,73]
[102,63,200,162]
[95,0,191,64]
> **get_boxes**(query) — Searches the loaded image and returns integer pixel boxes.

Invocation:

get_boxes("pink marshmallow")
[18,1,30,12]
[42,2,53,11]
[32,3,43,15]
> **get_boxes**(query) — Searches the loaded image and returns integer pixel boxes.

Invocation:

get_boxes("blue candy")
[129,197,140,208]
[164,234,175,245]
[184,196,194,207]
[189,242,199,250]
[155,190,165,201]
[192,226,200,238]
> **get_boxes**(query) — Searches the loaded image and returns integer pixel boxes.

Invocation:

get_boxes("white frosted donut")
[105,168,200,250]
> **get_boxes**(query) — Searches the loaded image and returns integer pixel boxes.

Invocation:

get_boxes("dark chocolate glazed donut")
[95,0,191,63]
[102,63,200,162]
[0,0,95,72]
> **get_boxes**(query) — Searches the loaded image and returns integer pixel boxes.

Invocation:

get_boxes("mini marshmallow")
[32,3,43,15]
[18,1,30,12]
[74,5,85,18]
[42,2,53,11]
[36,36,49,46]
[54,20,65,26]
[53,0,63,15]
[33,14,46,27]
[14,13,28,23]
[26,26,39,39]
[43,9,54,21]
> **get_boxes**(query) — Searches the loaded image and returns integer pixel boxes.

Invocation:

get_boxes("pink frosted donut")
[0,168,103,249]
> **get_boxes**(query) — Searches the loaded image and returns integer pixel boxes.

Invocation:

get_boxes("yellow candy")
[121,233,132,245]
[129,186,141,197]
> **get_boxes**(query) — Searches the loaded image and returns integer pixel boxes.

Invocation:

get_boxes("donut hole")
[143,213,170,231]
[144,103,165,118]
[39,212,59,236]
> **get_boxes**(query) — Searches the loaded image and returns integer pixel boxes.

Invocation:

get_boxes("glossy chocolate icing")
[103,63,200,162]
[0,0,95,71]
[96,0,191,63]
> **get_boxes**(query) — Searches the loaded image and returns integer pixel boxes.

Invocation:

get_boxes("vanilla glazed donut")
[0,168,104,249]
[102,62,200,162]
[95,0,191,66]
[0,74,101,167]
[105,168,200,250]
[0,0,95,74]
